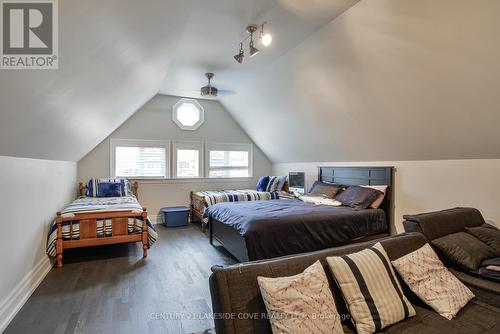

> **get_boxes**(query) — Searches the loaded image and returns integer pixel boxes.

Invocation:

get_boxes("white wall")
[0,156,76,332]
[274,159,500,234]
[78,95,273,221]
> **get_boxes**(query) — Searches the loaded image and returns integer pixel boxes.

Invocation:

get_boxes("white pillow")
[257,261,344,334]
[299,194,342,206]
[391,243,474,320]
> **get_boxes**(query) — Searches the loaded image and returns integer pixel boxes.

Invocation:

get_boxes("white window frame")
[172,98,205,131]
[205,142,253,178]
[110,139,171,179]
[172,141,204,179]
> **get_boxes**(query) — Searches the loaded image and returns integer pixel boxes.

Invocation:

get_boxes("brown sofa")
[209,231,500,334]
[403,207,500,307]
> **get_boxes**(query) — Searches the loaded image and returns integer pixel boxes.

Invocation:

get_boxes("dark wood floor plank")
[5,224,236,334]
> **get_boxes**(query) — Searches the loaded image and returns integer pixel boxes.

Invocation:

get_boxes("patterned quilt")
[195,189,280,223]
[46,196,158,256]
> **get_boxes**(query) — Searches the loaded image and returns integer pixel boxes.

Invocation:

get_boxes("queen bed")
[208,166,393,262]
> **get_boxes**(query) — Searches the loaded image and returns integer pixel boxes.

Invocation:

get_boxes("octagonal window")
[173,98,204,130]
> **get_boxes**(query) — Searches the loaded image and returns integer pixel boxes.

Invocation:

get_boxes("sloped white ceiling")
[2,0,499,163]
[0,0,358,162]
[220,0,500,162]
[0,0,193,161]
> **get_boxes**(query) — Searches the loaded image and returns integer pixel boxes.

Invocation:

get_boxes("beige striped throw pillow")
[326,243,415,334]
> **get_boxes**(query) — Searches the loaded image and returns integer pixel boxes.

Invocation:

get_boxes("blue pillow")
[87,178,128,197]
[97,182,123,197]
[256,176,270,192]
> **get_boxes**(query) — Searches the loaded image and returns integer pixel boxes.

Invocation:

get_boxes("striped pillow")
[327,243,415,334]
[265,176,281,192]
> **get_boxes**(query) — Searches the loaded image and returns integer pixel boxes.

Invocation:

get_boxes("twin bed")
[207,166,394,262]
[47,181,158,267]
[190,181,287,230]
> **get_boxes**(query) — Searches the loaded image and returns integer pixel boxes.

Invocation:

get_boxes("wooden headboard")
[317,166,394,222]
[78,181,139,199]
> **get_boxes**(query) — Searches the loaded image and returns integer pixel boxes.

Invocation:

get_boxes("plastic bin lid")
[161,206,189,213]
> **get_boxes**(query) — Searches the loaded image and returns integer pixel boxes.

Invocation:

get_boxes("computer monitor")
[288,172,305,194]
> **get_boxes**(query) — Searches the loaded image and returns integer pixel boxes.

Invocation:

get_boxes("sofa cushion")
[340,300,500,334]
[431,232,498,271]
[326,242,415,334]
[450,268,500,308]
[257,261,344,334]
[392,243,474,320]
[403,207,485,241]
[465,226,500,252]
[383,301,500,334]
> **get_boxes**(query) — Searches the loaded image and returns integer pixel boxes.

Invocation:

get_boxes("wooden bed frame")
[210,166,394,262]
[55,181,148,268]
[189,181,289,231]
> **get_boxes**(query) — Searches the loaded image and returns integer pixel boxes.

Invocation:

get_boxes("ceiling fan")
[199,73,235,97]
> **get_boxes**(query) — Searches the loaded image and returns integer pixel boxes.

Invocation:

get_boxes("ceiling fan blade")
[217,89,236,96]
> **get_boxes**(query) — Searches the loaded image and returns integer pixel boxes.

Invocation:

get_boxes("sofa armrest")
[402,207,485,241]
[402,220,423,234]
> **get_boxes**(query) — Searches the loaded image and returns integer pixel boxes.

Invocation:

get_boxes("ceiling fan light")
[201,85,218,96]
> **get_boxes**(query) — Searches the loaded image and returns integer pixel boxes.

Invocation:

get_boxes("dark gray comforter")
[207,199,387,260]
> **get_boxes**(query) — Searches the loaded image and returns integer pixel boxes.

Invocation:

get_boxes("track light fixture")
[233,21,271,64]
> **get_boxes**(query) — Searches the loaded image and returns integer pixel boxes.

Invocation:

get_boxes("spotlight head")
[249,40,260,57]
[233,52,244,64]
[234,43,244,64]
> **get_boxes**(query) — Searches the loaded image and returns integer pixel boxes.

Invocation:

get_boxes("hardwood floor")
[5,224,236,334]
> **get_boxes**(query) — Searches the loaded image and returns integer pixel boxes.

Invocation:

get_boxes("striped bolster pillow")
[327,242,415,334]
[265,176,280,192]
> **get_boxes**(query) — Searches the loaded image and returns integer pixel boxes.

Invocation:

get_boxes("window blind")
[115,146,166,177]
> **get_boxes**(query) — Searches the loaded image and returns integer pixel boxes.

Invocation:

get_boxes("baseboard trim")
[0,256,53,333]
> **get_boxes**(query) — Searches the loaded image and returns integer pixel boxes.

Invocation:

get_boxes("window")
[111,139,170,178]
[172,141,203,178]
[206,143,253,178]
[173,98,204,130]
[109,139,252,180]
